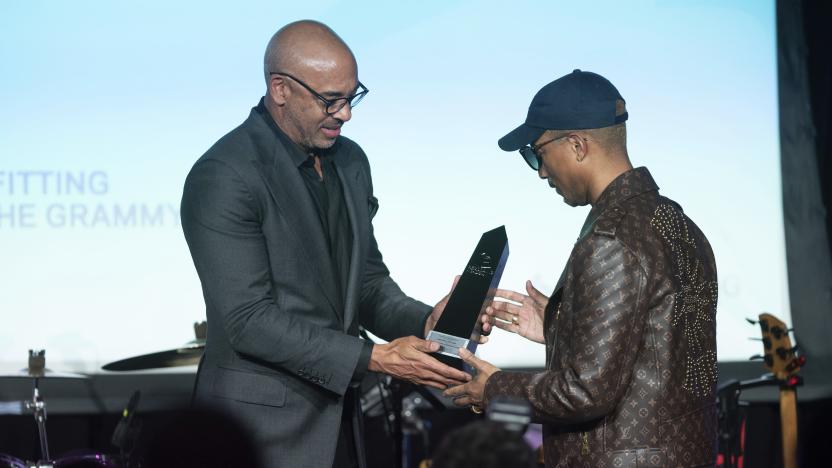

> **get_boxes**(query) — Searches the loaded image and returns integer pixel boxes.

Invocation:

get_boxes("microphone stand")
[357,329,445,468]
[717,373,796,468]
[389,379,446,468]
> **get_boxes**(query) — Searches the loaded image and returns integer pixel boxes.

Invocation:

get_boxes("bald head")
[262,21,361,152]
[263,20,356,86]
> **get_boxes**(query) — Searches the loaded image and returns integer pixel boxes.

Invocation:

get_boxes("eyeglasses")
[518,134,570,171]
[270,71,369,115]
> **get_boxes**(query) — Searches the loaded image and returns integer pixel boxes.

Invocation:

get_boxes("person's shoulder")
[183,115,271,195]
[201,115,262,161]
[651,194,713,251]
[597,191,711,261]
[585,191,665,265]
[336,135,367,160]
[334,135,373,181]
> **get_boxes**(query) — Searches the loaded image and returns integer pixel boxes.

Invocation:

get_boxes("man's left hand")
[443,348,500,408]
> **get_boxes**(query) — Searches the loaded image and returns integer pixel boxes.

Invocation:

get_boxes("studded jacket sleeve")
[484,234,649,424]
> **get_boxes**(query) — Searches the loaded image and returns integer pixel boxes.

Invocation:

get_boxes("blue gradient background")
[0,0,786,370]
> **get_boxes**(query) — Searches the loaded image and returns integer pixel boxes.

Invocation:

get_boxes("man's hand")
[481,280,547,344]
[443,348,500,408]
[368,336,471,390]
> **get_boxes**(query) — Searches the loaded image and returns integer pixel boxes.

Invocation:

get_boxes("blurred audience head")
[431,420,536,468]
[141,407,261,468]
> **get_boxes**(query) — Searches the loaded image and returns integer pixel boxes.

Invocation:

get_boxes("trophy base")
[427,330,477,372]
[426,330,470,357]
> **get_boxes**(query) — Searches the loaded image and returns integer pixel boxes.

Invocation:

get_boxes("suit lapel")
[248,113,342,321]
[333,150,367,331]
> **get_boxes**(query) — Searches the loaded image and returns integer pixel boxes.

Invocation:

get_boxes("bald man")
[181,21,469,468]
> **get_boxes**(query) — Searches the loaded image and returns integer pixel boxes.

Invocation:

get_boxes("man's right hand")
[481,280,548,344]
[368,336,471,390]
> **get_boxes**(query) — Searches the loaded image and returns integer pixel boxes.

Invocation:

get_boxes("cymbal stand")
[25,379,51,462]
[23,350,53,466]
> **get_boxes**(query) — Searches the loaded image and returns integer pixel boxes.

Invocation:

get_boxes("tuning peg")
[749,354,765,361]
[747,337,762,341]
[776,347,789,360]
[758,318,770,332]
[786,375,803,388]
[746,318,758,325]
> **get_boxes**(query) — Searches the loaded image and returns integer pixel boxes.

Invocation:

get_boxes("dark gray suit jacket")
[181,104,431,467]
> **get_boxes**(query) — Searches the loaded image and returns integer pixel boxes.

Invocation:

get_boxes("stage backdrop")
[0,0,785,371]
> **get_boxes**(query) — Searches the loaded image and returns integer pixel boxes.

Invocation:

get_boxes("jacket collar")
[579,166,658,239]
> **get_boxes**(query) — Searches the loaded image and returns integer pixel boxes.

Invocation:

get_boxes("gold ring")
[512,315,520,325]
[471,405,483,414]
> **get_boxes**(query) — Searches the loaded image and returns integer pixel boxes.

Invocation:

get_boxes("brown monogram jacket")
[484,167,718,467]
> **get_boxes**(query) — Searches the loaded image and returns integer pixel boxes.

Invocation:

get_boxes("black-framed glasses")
[518,134,570,171]
[270,71,369,115]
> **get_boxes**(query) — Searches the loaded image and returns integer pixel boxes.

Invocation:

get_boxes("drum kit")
[0,323,207,468]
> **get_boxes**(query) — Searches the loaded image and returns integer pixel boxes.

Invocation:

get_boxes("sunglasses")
[517,134,570,171]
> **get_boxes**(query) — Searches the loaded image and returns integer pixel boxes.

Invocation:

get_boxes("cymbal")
[0,368,88,379]
[102,340,205,371]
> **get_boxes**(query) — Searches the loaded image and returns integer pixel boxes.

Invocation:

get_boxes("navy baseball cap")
[498,69,628,151]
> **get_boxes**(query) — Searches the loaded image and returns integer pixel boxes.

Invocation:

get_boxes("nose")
[537,165,547,179]
[331,102,352,122]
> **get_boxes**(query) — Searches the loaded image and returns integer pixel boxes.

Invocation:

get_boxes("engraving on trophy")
[465,252,493,277]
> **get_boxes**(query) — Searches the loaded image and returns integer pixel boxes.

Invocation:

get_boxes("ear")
[569,134,589,162]
[268,74,288,106]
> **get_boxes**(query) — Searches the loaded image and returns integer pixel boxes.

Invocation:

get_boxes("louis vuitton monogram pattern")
[483,167,718,467]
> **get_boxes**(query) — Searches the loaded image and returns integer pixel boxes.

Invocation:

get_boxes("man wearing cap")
[445,70,719,467]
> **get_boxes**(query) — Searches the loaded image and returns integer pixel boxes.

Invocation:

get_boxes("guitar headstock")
[756,313,804,385]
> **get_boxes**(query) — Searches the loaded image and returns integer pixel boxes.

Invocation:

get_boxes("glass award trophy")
[427,225,509,369]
